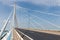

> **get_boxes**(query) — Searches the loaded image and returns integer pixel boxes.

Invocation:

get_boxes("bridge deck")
[15,28,60,40]
[22,28,60,35]
[12,29,23,40]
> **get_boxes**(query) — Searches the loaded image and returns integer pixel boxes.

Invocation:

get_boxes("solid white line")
[17,29,34,40]
[14,29,23,40]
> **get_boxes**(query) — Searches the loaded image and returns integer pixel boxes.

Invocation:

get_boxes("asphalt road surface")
[16,28,60,40]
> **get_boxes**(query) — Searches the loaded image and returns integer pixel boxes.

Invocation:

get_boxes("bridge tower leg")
[13,2,18,28]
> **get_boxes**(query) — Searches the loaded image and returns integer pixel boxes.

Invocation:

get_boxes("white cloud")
[25,0,60,6]
[0,0,60,6]
[17,0,60,6]
[0,0,10,4]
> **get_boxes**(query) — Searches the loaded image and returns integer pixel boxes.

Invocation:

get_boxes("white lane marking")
[17,29,34,40]
[14,29,24,40]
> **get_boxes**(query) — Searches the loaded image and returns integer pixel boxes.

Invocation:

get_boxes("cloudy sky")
[0,0,60,30]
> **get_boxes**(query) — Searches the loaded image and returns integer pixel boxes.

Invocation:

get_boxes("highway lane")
[16,28,60,40]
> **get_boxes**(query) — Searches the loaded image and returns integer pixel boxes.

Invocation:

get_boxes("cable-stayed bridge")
[0,2,60,40]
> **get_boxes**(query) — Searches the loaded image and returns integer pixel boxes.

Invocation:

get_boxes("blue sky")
[0,0,60,30]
